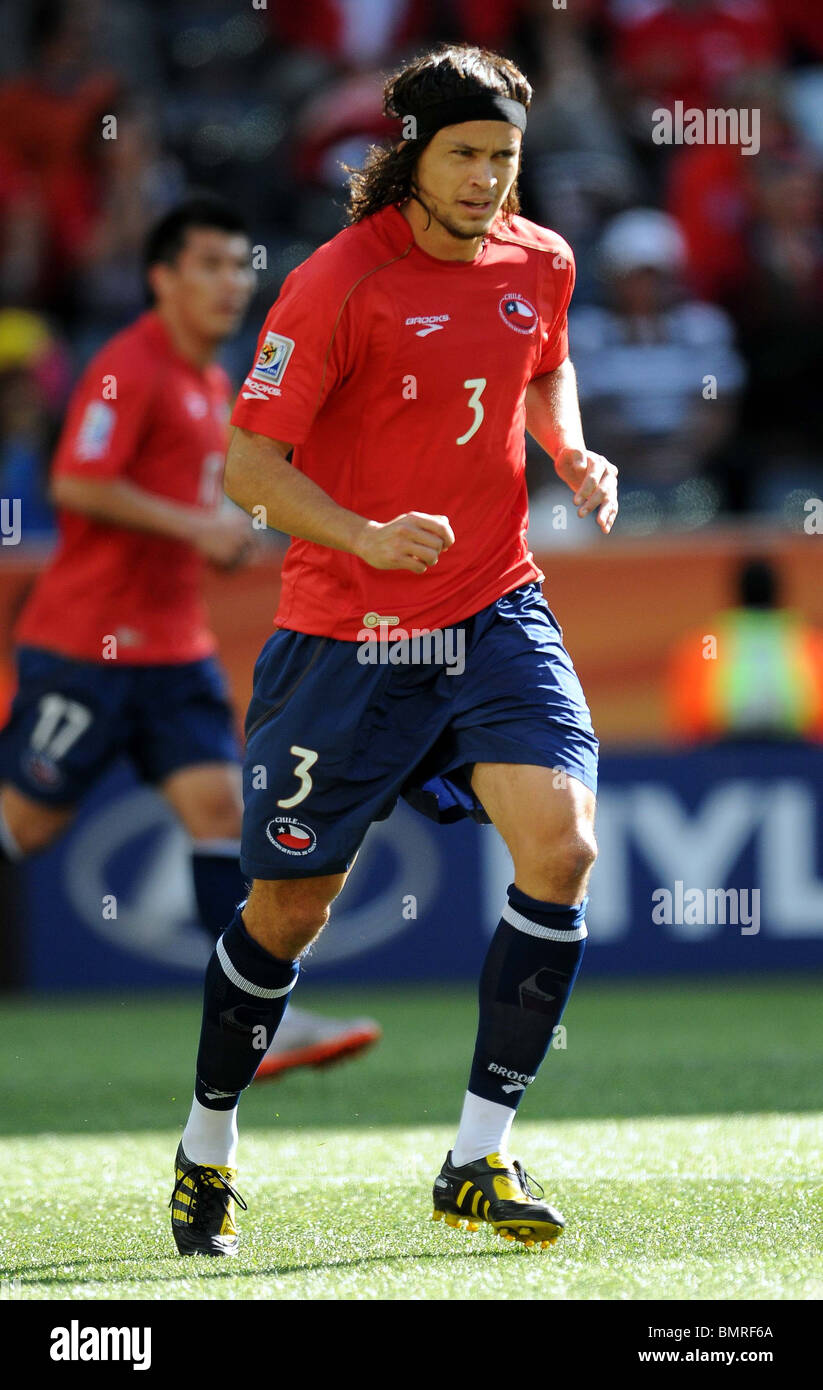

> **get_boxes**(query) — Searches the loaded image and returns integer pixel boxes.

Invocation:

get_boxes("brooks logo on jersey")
[242,382,281,400]
[405,315,450,336]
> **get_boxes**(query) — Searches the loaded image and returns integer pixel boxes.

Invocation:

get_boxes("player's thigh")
[0,646,129,848]
[0,782,76,854]
[160,761,242,840]
[242,870,351,958]
[471,761,597,898]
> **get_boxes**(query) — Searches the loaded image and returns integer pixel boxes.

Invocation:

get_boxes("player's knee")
[555,826,597,884]
[293,908,330,956]
[0,791,74,855]
[242,879,334,957]
[180,794,242,841]
[277,888,331,939]
[520,826,597,898]
[5,817,55,856]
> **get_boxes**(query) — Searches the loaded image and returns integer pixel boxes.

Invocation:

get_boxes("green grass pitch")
[1,976,822,1300]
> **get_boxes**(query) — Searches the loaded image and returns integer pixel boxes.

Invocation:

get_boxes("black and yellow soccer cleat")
[169,1142,247,1257]
[431,1151,565,1249]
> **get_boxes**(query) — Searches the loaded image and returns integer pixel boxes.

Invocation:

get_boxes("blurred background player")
[0,194,380,1078]
[666,555,823,743]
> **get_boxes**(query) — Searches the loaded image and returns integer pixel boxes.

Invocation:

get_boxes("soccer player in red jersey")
[170,47,619,1257]
[0,196,380,1079]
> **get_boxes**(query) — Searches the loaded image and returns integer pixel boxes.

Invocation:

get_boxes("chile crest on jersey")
[499,293,539,334]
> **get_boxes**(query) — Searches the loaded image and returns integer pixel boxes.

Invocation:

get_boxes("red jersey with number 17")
[17,311,231,664]
[231,203,575,641]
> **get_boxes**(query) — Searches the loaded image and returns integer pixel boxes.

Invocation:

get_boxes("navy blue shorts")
[240,581,599,880]
[0,646,240,805]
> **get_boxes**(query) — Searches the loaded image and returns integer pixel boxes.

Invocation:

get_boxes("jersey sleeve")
[53,348,157,481]
[531,239,576,379]
[230,251,356,445]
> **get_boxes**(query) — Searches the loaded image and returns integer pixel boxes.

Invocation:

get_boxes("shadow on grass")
[3,1245,518,1289]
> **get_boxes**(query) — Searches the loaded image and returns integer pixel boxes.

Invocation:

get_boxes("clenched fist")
[194,512,256,570]
[354,511,455,574]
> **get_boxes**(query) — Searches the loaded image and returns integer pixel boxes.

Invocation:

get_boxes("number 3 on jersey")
[456,378,486,445]
[277,745,318,808]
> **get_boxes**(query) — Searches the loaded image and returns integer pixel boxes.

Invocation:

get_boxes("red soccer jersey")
[231,203,574,641]
[17,311,231,664]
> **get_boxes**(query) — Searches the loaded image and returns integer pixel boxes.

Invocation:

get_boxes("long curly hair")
[346,44,532,226]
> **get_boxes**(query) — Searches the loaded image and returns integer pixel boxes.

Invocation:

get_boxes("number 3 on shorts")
[277,745,318,808]
[456,378,486,445]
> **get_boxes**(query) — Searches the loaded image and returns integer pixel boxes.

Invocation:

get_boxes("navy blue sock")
[191,843,248,942]
[194,907,298,1110]
[467,883,588,1108]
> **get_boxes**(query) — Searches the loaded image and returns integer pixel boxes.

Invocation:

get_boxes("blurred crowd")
[0,0,822,541]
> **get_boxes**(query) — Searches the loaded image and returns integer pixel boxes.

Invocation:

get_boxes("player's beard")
[410,183,499,242]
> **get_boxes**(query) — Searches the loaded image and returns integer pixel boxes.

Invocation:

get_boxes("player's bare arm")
[525,359,619,534]
[50,473,253,569]
[225,425,454,574]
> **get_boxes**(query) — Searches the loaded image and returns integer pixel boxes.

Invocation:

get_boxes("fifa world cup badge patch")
[76,401,116,460]
[251,331,295,386]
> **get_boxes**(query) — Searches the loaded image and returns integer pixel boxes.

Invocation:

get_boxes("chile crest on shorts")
[266,816,317,855]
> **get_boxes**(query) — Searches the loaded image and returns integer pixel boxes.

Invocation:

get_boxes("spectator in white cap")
[568,208,746,531]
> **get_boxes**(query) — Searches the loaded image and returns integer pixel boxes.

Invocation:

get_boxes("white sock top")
[451,1091,515,1168]
[181,1094,239,1168]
